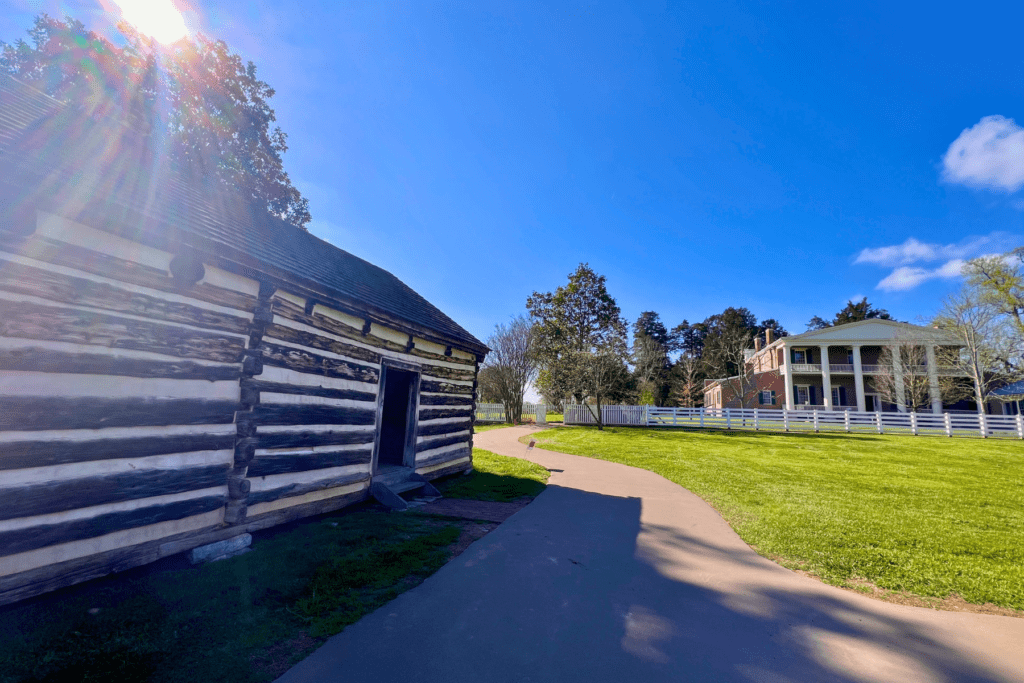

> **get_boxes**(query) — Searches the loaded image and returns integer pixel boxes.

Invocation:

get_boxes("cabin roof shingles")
[0,74,485,352]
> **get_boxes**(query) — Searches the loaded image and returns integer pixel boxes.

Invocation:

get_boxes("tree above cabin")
[0,14,311,229]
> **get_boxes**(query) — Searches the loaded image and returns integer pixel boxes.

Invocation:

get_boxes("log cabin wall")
[0,209,482,606]
[243,289,479,526]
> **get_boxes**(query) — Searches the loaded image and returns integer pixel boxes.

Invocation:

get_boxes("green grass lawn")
[438,448,549,502]
[0,449,547,683]
[527,426,1024,610]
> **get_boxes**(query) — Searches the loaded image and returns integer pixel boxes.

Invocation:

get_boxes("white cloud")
[942,115,1024,192]
[854,234,1005,267]
[876,260,965,292]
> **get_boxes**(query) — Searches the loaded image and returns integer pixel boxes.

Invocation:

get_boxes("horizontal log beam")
[249,404,376,427]
[418,456,474,481]
[0,258,251,335]
[418,393,471,406]
[259,342,379,383]
[246,447,373,477]
[416,446,472,470]
[420,365,475,382]
[419,407,474,421]
[0,300,246,363]
[0,433,235,471]
[10,234,258,307]
[247,472,370,506]
[1,235,258,313]
[0,496,226,558]
[271,299,475,367]
[416,433,470,453]
[0,464,230,521]
[241,378,376,403]
[417,419,472,437]
[242,488,369,533]
[263,322,380,365]
[0,397,239,431]
[0,469,369,607]
[256,429,375,450]
[420,379,474,396]
[0,347,241,381]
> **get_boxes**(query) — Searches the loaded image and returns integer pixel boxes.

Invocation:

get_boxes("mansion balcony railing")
[787,364,967,376]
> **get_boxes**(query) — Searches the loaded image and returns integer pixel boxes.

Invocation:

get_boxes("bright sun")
[111,0,189,44]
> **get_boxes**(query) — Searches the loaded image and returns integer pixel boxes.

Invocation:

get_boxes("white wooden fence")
[563,405,1024,439]
[476,403,550,424]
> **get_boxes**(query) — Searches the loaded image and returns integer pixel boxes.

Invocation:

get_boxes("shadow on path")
[276,484,1012,683]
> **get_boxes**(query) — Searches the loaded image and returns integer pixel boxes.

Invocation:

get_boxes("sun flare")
[111,0,189,44]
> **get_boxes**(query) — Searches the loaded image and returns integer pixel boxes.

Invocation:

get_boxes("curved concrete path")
[277,426,1024,683]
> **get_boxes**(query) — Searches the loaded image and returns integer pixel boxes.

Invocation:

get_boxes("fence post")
[783,409,789,432]
[876,412,883,434]
[726,409,731,430]
[910,412,918,436]
[978,412,987,439]
[1017,412,1024,440]
[536,404,546,425]
[700,408,705,429]
[944,411,952,437]
[753,409,759,431]
[645,404,650,426]
[844,410,850,433]
[673,408,678,427]
[813,409,819,433]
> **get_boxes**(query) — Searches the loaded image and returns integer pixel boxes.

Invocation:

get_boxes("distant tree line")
[478,258,1006,425]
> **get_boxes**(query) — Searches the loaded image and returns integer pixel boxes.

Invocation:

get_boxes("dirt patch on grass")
[251,631,320,680]
[415,498,530,523]
[836,576,1024,618]
[775,563,1024,618]
[449,522,499,557]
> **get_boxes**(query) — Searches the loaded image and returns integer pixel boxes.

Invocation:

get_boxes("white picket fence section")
[563,405,1024,439]
[476,403,550,424]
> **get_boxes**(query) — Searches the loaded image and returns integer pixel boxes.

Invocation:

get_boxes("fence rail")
[475,403,550,424]
[563,405,1023,439]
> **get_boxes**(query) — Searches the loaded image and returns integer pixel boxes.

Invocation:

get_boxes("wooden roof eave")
[0,178,489,359]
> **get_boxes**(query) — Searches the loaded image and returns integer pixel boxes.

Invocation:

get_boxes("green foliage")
[527,262,627,359]
[963,248,1024,341]
[1,14,311,229]
[527,263,630,411]
[808,297,893,330]
[529,427,1024,609]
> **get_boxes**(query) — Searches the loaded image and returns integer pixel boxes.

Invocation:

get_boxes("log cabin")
[0,73,487,605]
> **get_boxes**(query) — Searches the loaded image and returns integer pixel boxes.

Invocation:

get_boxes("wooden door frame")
[371,358,422,474]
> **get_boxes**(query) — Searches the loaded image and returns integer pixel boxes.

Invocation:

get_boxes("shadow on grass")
[0,507,463,683]
[276,486,1015,683]
[437,471,545,503]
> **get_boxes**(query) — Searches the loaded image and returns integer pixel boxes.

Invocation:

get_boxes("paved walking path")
[277,426,1024,683]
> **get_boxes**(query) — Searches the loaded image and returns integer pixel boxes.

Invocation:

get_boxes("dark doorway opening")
[378,367,416,469]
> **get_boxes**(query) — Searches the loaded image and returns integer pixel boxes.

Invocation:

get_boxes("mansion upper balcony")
[787,363,967,376]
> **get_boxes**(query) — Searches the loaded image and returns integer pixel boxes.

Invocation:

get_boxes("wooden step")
[371,470,442,510]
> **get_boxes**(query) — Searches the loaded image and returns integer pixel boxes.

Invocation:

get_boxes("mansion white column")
[852,344,866,412]
[926,344,942,414]
[783,348,794,410]
[819,344,833,409]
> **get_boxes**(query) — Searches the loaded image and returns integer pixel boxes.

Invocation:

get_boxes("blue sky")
[3,0,1024,342]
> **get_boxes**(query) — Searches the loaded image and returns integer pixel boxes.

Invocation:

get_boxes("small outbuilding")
[0,74,487,604]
